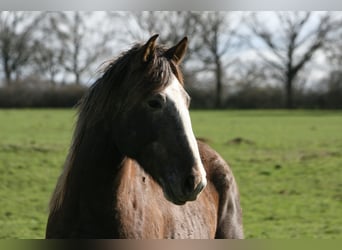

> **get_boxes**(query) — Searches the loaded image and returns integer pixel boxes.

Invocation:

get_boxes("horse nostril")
[183,175,196,195]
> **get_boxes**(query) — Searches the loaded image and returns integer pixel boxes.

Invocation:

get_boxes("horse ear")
[164,37,188,65]
[142,34,159,62]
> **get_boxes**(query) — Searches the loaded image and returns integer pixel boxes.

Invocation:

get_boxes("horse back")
[197,140,244,239]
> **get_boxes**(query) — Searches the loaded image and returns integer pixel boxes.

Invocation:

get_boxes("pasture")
[0,109,341,239]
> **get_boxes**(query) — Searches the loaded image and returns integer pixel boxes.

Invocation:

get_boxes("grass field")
[0,109,341,239]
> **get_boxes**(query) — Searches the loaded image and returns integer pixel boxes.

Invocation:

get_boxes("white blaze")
[164,75,207,187]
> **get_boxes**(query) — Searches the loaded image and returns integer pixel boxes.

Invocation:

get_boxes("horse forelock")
[49,41,185,213]
[82,43,184,121]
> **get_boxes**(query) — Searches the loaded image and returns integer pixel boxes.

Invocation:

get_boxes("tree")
[0,11,43,86]
[50,12,111,85]
[32,41,63,85]
[31,13,66,85]
[130,12,196,44]
[245,12,340,108]
[190,12,240,108]
[326,24,342,71]
[115,11,241,109]
[113,11,203,67]
[112,11,212,100]
[322,27,342,107]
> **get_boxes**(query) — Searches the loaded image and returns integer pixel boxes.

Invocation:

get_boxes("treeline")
[1,11,342,109]
[189,69,342,109]
[1,80,340,109]
[0,84,86,108]
[190,86,342,109]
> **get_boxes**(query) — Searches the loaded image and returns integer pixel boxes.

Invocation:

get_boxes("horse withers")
[46,35,243,239]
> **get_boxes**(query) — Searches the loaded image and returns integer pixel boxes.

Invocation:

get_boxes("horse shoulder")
[197,140,244,239]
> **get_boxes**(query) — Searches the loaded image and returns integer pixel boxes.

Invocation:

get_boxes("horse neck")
[63,121,124,208]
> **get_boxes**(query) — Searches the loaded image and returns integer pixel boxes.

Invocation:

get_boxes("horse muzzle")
[182,173,207,201]
[161,171,207,205]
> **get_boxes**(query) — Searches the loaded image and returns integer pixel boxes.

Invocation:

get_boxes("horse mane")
[49,41,184,212]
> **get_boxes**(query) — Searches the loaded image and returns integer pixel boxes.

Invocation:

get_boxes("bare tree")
[191,12,240,108]
[130,12,195,44]
[115,11,203,67]
[50,12,111,85]
[326,24,342,71]
[245,12,340,108]
[0,11,44,86]
[31,13,66,85]
[32,41,63,85]
[121,11,241,109]
[110,11,213,100]
[322,25,342,105]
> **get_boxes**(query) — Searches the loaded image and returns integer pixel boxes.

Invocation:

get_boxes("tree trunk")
[2,52,12,86]
[215,57,223,109]
[4,63,12,86]
[75,73,80,85]
[285,75,294,109]
[50,72,56,86]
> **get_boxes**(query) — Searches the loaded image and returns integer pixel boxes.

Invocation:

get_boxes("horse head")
[108,35,207,205]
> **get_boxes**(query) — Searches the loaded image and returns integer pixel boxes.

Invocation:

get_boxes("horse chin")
[163,190,187,206]
[159,180,188,206]
[171,199,187,206]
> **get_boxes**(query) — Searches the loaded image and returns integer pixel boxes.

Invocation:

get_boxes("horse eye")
[147,95,165,110]
[148,99,163,109]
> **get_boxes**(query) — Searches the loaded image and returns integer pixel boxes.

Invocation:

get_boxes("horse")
[45,35,243,239]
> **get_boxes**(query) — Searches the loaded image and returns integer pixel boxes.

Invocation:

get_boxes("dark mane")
[49,42,183,212]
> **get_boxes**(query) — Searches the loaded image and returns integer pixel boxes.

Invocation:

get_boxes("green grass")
[0,109,341,239]
[0,109,75,239]
[192,110,342,239]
